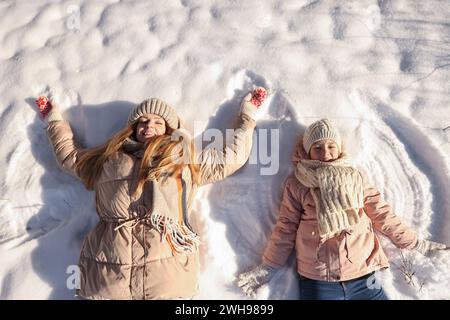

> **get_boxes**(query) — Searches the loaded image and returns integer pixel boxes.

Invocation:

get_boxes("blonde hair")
[75,122,200,196]
[133,127,200,197]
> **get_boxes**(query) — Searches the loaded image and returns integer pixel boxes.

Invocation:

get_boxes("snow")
[1,0,449,299]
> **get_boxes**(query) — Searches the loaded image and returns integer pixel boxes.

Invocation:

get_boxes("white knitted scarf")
[294,154,364,240]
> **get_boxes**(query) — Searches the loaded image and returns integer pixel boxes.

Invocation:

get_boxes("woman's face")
[135,114,166,143]
[309,139,340,162]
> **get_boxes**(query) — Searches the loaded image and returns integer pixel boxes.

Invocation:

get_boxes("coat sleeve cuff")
[262,255,285,269]
[46,109,64,124]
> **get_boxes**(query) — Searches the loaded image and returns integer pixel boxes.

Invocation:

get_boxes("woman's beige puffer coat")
[46,110,256,300]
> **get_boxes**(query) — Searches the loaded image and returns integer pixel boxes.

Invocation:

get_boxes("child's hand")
[35,95,63,123]
[414,239,448,256]
[240,87,269,121]
[236,264,278,298]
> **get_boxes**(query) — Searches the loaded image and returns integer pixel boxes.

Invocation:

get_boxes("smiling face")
[135,114,166,143]
[309,139,340,162]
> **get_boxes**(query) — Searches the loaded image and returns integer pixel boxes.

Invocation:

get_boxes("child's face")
[309,139,340,162]
[135,114,166,143]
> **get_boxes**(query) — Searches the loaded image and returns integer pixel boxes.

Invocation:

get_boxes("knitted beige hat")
[303,119,342,153]
[128,98,179,130]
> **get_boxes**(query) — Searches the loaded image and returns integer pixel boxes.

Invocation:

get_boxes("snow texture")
[0,0,449,299]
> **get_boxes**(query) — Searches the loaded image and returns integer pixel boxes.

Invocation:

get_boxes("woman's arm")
[262,176,303,268]
[197,88,265,186]
[38,97,87,180]
[46,120,87,180]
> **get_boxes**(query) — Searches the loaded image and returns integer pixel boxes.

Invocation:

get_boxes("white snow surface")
[0,0,449,299]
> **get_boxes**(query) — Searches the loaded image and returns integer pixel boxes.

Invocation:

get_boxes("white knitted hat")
[128,98,179,130]
[303,119,342,153]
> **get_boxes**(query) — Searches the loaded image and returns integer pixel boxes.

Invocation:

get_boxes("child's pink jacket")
[262,137,418,282]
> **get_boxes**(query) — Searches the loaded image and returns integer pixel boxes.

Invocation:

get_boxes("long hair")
[133,127,200,197]
[74,122,200,195]
[75,124,134,189]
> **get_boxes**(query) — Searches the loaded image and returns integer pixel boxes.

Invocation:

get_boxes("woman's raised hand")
[240,87,269,121]
[35,95,63,123]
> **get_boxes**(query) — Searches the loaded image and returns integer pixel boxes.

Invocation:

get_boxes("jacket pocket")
[296,222,324,264]
[173,252,199,273]
[82,222,132,265]
[344,219,375,264]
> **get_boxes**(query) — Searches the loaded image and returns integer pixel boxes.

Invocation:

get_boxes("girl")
[237,118,447,300]
[36,87,267,299]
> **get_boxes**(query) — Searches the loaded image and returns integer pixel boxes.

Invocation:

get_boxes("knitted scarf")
[294,154,364,240]
[120,137,200,254]
[122,137,145,158]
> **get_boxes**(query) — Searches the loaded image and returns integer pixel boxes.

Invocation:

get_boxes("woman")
[36,87,267,299]
[237,118,447,300]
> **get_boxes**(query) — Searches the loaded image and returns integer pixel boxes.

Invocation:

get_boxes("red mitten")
[241,87,269,121]
[35,96,52,118]
[250,87,267,108]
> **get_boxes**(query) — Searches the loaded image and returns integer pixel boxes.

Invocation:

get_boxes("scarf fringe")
[150,213,201,254]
